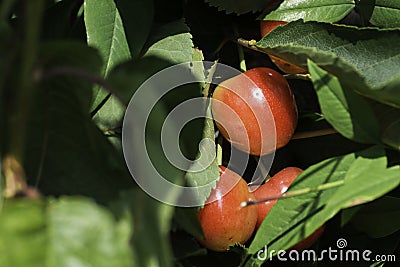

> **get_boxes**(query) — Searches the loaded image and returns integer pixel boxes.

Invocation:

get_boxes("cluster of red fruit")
[195,22,323,252]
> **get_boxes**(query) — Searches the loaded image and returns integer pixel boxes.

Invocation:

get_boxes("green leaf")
[308,60,380,144]
[26,41,132,203]
[249,150,355,254]
[144,19,194,64]
[107,56,173,104]
[112,189,176,267]
[84,0,131,123]
[373,103,400,151]
[205,0,269,15]
[94,19,195,133]
[340,205,363,227]
[249,146,400,258]
[184,103,220,207]
[370,0,400,28]
[174,207,204,238]
[0,197,135,267]
[48,197,134,267]
[349,196,400,238]
[261,0,354,23]
[84,0,131,76]
[256,20,400,107]
[0,158,3,207]
[0,200,46,267]
[114,0,154,59]
[324,148,399,210]
[91,94,125,134]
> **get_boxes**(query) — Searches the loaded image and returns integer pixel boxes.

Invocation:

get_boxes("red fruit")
[253,167,303,229]
[260,20,288,38]
[253,167,324,249]
[197,166,258,251]
[260,20,307,74]
[212,67,297,155]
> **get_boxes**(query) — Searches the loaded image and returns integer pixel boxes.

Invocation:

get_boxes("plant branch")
[284,73,311,81]
[237,38,264,54]
[9,0,44,162]
[40,66,116,95]
[292,128,338,140]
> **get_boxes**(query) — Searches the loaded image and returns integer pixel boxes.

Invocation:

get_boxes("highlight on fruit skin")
[211,67,298,156]
[196,166,258,251]
[260,20,308,74]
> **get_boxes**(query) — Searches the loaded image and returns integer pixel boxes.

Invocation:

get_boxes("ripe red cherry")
[212,67,297,155]
[253,167,303,229]
[196,166,258,251]
[253,167,324,249]
[260,20,307,74]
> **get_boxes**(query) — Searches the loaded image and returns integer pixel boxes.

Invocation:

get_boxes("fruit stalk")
[9,0,44,162]
[292,128,338,140]
[242,180,344,207]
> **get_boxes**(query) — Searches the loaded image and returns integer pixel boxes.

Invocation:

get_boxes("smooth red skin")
[197,166,258,251]
[253,167,303,229]
[254,167,324,249]
[212,68,297,155]
[260,20,288,37]
[260,20,308,74]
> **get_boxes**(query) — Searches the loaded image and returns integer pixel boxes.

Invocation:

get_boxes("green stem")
[238,44,247,72]
[292,128,338,140]
[233,26,247,72]
[283,73,311,81]
[242,180,344,207]
[9,0,44,162]
[216,136,223,166]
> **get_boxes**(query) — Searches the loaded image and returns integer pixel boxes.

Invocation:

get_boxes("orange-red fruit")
[254,167,324,249]
[253,167,303,229]
[212,67,297,155]
[260,20,308,74]
[196,166,258,251]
